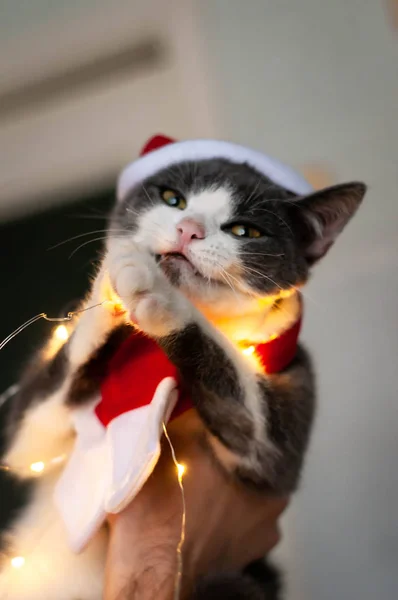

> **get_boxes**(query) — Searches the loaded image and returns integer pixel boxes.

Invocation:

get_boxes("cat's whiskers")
[126,206,155,223]
[220,269,244,293]
[220,268,240,293]
[126,207,174,233]
[201,257,245,298]
[239,262,318,307]
[193,161,200,183]
[173,163,195,191]
[48,229,126,251]
[126,207,153,225]
[262,196,298,206]
[238,264,283,291]
[168,170,186,193]
[259,208,294,237]
[242,181,286,211]
[272,299,296,320]
[198,256,261,299]
[141,186,157,207]
[65,202,113,220]
[289,284,318,307]
[67,214,109,221]
[240,251,285,258]
[68,234,125,259]
[241,178,262,208]
[218,270,237,297]
[126,207,142,217]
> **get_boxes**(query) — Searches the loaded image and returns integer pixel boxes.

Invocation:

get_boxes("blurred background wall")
[199,2,398,600]
[0,1,397,599]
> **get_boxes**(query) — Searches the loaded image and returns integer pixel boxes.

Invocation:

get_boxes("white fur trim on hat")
[117,139,313,201]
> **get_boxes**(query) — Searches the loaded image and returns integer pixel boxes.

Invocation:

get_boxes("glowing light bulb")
[54,325,69,342]
[30,461,45,473]
[242,345,255,356]
[176,463,185,478]
[110,301,126,317]
[11,556,25,569]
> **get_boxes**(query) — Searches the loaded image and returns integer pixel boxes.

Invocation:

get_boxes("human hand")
[104,411,289,600]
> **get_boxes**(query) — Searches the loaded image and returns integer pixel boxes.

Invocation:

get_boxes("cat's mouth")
[156,252,201,278]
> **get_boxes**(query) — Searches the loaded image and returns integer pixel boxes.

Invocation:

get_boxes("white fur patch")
[4,384,74,476]
[0,473,107,600]
[185,187,232,223]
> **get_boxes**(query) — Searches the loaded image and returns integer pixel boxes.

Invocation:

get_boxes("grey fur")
[66,323,132,406]
[5,343,69,442]
[161,324,255,456]
[160,326,314,494]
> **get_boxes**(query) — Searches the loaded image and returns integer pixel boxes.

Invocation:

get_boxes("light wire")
[0,301,107,352]
[162,422,186,600]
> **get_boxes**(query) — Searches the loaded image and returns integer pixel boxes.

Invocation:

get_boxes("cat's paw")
[133,287,192,337]
[108,242,192,337]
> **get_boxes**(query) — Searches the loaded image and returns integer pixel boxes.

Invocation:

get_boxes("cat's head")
[110,153,365,314]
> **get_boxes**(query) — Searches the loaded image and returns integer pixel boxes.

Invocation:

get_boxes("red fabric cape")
[96,316,302,428]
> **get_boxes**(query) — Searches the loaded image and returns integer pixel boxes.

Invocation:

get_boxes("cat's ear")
[293,182,366,263]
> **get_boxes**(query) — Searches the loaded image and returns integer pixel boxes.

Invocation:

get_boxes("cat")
[0,146,365,599]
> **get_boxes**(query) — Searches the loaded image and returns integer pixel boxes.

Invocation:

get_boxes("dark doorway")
[0,189,114,531]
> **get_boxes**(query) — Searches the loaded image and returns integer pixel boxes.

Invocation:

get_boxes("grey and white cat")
[0,156,365,599]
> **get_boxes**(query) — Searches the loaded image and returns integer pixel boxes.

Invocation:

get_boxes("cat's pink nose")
[177,219,205,245]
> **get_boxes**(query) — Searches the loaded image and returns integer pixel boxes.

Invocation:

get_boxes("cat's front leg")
[4,266,126,474]
[162,323,315,493]
[67,266,127,368]
[110,247,315,493]
[108,242,194,337]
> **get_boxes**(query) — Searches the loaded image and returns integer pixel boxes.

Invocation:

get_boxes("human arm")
[104,412,288,600]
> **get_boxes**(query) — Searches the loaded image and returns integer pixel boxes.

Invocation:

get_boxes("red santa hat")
[117,135,313,201]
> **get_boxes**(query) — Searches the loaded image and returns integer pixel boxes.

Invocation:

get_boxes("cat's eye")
[228,224,262,239]
[161,189,187,210]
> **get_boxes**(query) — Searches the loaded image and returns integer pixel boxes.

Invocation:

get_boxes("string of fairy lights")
[0,302,187,599]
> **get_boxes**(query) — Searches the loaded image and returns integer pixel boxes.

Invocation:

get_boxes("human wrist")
[105,534,173,600]
[105,513,199,600]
